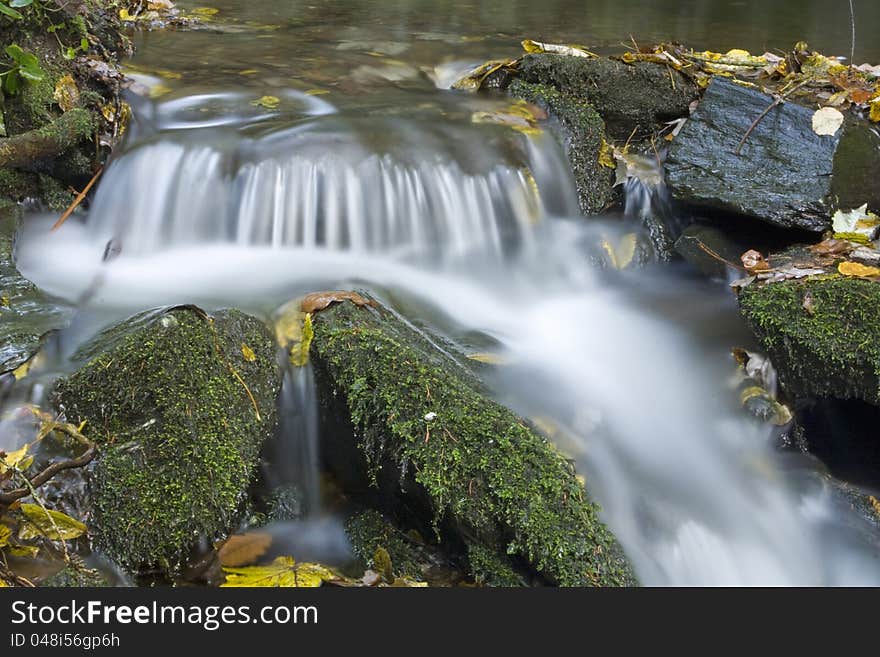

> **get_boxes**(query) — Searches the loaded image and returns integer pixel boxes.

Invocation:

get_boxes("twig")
[849,0,856,71]
[735,79,811,155]
[51,165,103,231]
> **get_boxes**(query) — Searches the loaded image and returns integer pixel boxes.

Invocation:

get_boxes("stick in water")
[51,165,104,231]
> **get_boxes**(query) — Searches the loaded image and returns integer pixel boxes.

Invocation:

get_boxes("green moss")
[739,277,880,404]
[466,543,525,587]
[53,306,282,573]
[345,510,428,579]
[508,79,613,215]
[311,300,635,587]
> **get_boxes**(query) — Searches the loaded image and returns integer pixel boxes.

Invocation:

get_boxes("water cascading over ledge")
[83,113,578,261]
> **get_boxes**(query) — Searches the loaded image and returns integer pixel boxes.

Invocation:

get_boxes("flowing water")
[8,0,880,584]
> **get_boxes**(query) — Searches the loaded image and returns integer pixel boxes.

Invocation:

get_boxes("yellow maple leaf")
[221,556,334,587]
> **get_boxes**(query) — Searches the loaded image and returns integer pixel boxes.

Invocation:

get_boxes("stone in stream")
[0,201,73,377]
[674,222,751,279]
[502,54,698,216]
[666,77,880,232]
[738,276,880,406]
[52,305,282,575]
[308,295,636,586]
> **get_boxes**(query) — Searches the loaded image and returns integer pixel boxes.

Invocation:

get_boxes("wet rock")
[675,223,749,279]
[52,305,282,574]
[513,54,698,141]
[309,296,635,587]
[666,77,880,232]
[738,277,880,405]
[508,79,614,215]
[0,202,72,376]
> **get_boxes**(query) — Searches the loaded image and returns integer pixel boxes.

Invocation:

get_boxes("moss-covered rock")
[512,54,698,141]
[739,277,880,405]
[52,305,282,574]
[0,200,72,375]
[508,79,614,215]
[310,297,635,586]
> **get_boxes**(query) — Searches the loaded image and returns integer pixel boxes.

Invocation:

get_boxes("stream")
[7,0,880,585]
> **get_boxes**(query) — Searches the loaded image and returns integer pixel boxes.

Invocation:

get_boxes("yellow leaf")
[602,233,637,269]
[119,8,134,21]
[870,100,880,123]
[466,352,506,365]
[53,74,80,113]
[251,95,280,110]
[1,296,8,307]
[305,89,330,96]
[869,496,880,519]
[0,579,8,587]
[598,139,616,169]
[288,313,313,367]
[0,524,11,549]
[221,556,334,587]
[241,343,256,362]
[218,532,272,567]
[7,545,39,559]
[18,505,87,541]
[373,546,393,582]
[12,359,32,381]
[192,7,219,16]
[0,443,30,474]
[238,69,258,76]
[838,261,880,279]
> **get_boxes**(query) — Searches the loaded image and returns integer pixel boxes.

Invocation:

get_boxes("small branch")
[52,166,104,231]
[0,443,97,505]
[735,79,810,155]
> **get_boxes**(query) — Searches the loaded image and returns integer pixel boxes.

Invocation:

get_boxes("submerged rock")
[738,277,880,405]
[53,305,281,574]
[309,296,635,586]
[666,77,880,232]
[0,202,72,376]
[513,54,698,141]
[675,222,750,279]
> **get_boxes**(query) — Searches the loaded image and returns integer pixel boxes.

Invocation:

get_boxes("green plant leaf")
[0,3,23,19]
[80,38,89,51]
[10,0,34,8]
[18,504,87,541]
[3,71,19,95]
[63,47,76,60]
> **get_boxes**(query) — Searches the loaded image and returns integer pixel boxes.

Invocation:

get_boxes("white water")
[16,105,880,585]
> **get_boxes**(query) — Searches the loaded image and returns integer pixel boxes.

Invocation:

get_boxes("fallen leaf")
[602,233,637,269]
[521,39,596,58]
[240,343,256,362]
[0,524,11,549]
[809,238,855,257]
[812,107,844,136]
[52,74,80,112]
[741,249,770,273]
[802,290,815,315]
[300,290,376,314]
[218,532,272,567]
[466,352,506,365]
[451,59,514,91]
[7,545,39,558]
[373,546,394,582]
[838,261,880,279]
[18,505,86,541]
[758,266,825,282]
[250,95,280,110]
[832,204,880,240]
[221,556,334,587]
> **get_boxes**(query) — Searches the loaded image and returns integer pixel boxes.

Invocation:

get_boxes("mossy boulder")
[309,297,635,586]
[739,277,880,405]
[512,54,698,141]
[0,200,72,375]
[52,305,282,574]
[508,79,614,215]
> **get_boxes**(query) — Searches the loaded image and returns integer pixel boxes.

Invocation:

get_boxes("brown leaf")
[301,291,377,314]
[741,249,770,273]
[809,238,855,257]
[217,532,273,567]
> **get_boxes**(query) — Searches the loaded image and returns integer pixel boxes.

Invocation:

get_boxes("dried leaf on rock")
[521,39,596,59]
[221,556,334,587]
[832,204,880,240]
[300,290,376,314]
[240,343,256,362]
[52,75,80,112]
[451,59,515,91]
[811,107,844,136]
[741,249,770,273]
[758,266,825,283]
[217,532,272,567]
[809,238,855,257]
[838,261,880,279]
